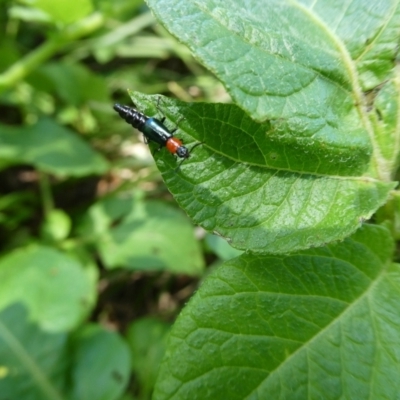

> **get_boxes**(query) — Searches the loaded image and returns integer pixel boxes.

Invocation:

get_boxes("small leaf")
[31,0,93,25]
[80,195,205,275]
[30,62,110,106]
[154,224,400,400]
[69,325,131,400]
[40,209,72,242]
[127,318,171,398]
[372,74,400,177]
[0,118,109,177]
[8,5,51,24]
[0,304,67,400]
[0,245,96,331]
[353,2,400,90]
[0,305,130,400]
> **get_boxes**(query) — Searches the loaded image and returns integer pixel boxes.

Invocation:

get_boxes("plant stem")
[38,172,54,217]
[0,12,104,94]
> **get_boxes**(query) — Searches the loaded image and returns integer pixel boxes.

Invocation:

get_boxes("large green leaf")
[0,245,96,331]
[128,93,395,254]
[127,0,400,255]
[146,0,400,112]
[154,224,400,399]
[0,118,109,177]
[145,0,400,183]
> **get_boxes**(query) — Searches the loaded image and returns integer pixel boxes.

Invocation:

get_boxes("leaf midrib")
[0,317,65,400]
[244,262,390,399]
[289,0,387,181]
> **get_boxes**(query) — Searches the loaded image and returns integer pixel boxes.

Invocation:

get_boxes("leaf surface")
[154,224,400,400]
[0,304,68,400]
[0,245,96,331]
[79,195,204,274]
[69,325,131,400]
[0,118,109,177]
[129,93,395,254]
[0,305,130,400]
[145,0,400,183]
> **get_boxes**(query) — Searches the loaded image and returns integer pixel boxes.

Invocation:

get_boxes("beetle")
[113,103,190,159]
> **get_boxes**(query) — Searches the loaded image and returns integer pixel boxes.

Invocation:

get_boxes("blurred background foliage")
[0,0,239,399]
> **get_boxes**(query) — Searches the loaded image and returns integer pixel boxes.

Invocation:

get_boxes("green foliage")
[31,0,93,24]
[0,119,109,176]
[0,245,97,331]
[146,0,399,121]
[41,209,72,242]
[155,224,399,399]
[0,305,70,400]
[0,305,130,400]
[0,0,211,398]
[69,324,131,400]
[130,93,395,254]
[0,0,400,399]
[127,318,171,400]
[139,0,400,398]
[205,234,243,261]
[79,195,204,274]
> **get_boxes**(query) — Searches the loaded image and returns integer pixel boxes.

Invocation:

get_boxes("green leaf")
[372,74,400,178]
[0,118,109,177]
[0,305,130,400]
[128,93,395,254]
[145,0,400,183]
[0,245,96,331]
[30,62,110,106]
[0,304,68,400]
[0,38,21,71]
[140,96,371,177]
[146,0,400,109]
[351,2,400,90]
[40,209,72,242]
[79,195,204,275]
[69,325,131,400]
[205,234,243,261]
[31,0,93,25]
[126,318,170,399]
[8,5,52,24]
[154,224,399,400]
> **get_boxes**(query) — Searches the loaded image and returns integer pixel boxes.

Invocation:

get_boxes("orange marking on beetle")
[166,137,183,154]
